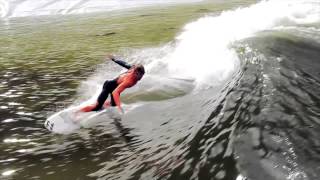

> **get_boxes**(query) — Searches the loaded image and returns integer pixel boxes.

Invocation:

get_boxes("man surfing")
[79,54,145,114]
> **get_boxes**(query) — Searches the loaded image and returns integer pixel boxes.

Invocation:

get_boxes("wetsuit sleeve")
[111,58,132,69]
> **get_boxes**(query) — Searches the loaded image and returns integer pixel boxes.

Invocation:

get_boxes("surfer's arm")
[112,82,132,113]
[112,58,132,69]
[107,54,132,69]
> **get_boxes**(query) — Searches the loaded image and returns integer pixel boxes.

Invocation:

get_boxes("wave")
[4,0,317,179]
[80,1,320,179]
[233,29,320,180]
[74,0,319,106]
[82,0,319,93]
[166,0,319,85]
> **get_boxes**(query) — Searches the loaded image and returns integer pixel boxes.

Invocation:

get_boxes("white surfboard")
[44,106,117,134]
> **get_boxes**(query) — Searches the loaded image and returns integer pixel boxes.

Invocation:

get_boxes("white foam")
[155,0,320,87]
[0,0,9,18]
[76,0,320,102]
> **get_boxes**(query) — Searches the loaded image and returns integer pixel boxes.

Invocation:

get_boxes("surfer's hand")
[106,54,115,60]
[119,107,125,114]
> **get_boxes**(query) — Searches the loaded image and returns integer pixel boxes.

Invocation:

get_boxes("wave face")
[76,0,320,179]
[0,0,320,180]
[0,0,202,18]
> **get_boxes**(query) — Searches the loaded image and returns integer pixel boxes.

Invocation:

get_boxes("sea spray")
[164,0,320,86]
[77,0,320,102]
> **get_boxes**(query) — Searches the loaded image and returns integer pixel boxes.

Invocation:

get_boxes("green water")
[0,0,255,71]
[0,1,257,179]
[0,0,255,110]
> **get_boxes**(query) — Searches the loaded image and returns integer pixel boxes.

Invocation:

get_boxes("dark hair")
[134,64,145,80]
[135,64,145,75]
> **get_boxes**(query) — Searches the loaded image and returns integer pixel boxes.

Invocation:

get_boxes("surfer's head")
[134,64,145,80]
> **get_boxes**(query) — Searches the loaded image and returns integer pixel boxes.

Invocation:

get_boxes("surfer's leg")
[103,93,116,109]
[102,79,119,109]
[79,103,98,112]
[110,94,117,106]
[78,88,108,112]
[80,80,117,112]
[92,86,110,111]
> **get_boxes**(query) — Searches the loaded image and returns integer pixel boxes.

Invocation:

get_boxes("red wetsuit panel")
[112,69,138,111]
[79,102,98,112]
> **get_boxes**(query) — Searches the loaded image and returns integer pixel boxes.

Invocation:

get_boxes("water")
[0,0,320,180]
[0,0,203,18]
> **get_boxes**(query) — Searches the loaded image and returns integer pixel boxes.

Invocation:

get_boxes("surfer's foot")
[72,111,82,122]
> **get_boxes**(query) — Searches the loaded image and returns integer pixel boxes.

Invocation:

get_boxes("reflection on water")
[4,138,31,143]
[2,170,16,176]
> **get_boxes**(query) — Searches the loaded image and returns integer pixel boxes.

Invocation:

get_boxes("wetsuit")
[80,58,138,112]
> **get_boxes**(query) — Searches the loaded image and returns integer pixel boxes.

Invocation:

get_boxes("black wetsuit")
[91,59,132,111]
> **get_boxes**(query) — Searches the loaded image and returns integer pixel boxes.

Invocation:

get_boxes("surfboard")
[44,106,115,134]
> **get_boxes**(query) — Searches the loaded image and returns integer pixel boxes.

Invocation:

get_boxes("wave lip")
[161,0,320,87]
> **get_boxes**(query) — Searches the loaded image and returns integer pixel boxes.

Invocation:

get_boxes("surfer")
[79,54,145,114]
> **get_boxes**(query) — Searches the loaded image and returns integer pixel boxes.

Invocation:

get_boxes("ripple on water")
[2,170,16,176]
